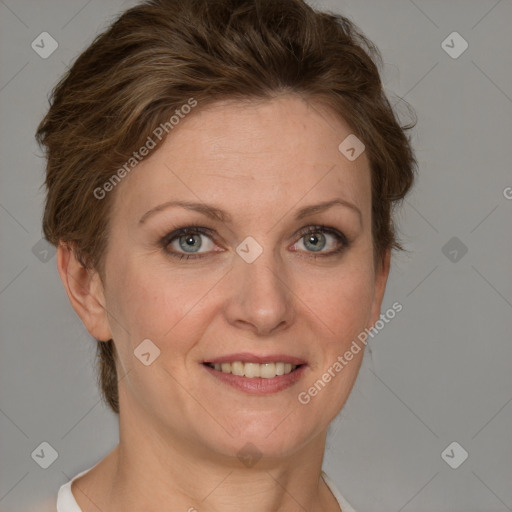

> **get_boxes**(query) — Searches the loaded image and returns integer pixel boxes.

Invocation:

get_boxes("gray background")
[0,0,511,511]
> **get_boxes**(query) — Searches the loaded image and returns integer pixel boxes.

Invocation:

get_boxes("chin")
[198,412,322,462]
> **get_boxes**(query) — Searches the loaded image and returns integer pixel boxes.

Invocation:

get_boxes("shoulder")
[56,466,96,512]
[321,471,358,512]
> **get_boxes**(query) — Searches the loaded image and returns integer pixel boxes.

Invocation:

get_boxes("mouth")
[201,354,307,394]
[203,361,303,378]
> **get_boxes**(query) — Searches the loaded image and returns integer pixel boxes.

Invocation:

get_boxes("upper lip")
[203,353,307,365]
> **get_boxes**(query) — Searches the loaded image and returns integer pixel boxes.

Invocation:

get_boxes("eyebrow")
[138,198,362,226]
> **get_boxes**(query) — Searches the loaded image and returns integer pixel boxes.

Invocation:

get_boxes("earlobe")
[56,242,112,341]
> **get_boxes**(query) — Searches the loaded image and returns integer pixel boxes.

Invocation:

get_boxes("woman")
[36,0,416,510]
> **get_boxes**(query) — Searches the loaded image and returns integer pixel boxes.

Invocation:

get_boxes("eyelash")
[159,224,350,261]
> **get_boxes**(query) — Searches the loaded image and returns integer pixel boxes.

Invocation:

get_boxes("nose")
[223,244,295,336]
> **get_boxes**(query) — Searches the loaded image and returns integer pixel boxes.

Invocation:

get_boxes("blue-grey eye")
[168,231,215,254]
[303,232,327,252]
[179,233,201,252]
[293,228,343,254]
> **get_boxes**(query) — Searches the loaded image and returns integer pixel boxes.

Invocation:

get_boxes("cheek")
[105,256,217,359]
[297,263,375,345]
[104,260,172,345]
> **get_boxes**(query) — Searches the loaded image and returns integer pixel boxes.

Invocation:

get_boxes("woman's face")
[95,95,389,459]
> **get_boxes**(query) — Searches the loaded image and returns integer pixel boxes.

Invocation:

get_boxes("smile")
[204,361,300,378]
[202,352,307,394]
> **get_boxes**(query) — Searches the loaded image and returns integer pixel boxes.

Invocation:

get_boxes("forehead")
[111,95,371,222]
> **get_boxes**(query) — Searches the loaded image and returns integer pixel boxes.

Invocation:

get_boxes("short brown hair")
[36,0,417,414]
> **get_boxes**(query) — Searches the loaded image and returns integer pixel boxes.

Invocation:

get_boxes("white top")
[57,465,356,511]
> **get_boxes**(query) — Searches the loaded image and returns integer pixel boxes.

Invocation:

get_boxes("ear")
[56,242,112,341]
[369,247,391,326]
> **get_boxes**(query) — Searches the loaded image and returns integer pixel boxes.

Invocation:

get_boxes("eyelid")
[160,225,218,249]
[294,225,349,247]
[160,224,350,260]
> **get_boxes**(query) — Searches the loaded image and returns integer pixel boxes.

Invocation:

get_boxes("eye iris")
[304,232,326,252]
[179,233,202,252]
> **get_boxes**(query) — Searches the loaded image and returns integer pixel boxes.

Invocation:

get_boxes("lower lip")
[202,364,307,394]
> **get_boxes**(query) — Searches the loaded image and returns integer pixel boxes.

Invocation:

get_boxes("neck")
[95,416,339,511]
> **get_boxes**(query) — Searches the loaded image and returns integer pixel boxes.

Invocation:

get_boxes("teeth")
[260,363,276,378]
[244,363,260,378]
[232,361,244,376]
[207,361,299,378]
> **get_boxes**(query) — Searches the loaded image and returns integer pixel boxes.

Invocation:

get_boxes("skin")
[57,94,390,512]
